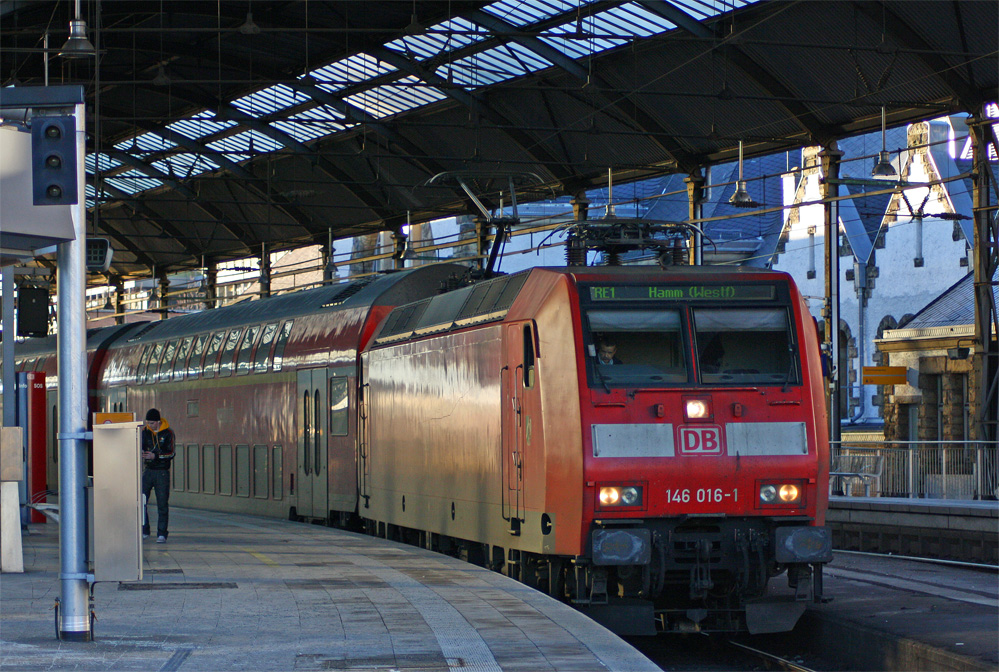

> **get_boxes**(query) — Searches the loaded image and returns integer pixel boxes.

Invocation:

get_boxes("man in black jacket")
[141,408,175,542]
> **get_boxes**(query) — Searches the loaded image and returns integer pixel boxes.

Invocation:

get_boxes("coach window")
[202,331,225,379]
[236,325,260,376]
[692,308,796,385]
[330,377,349,436]
[174,337,193,381]
[144,342,164,384]
[136,346,153,384]
[218,327,242,378]
[273,320,294,371]
[158,340,178,382]
[587,309,688,387]
[254,323,278,373]
[187,334,206,380]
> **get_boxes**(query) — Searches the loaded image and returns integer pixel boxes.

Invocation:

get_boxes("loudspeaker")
[17,287,49,337]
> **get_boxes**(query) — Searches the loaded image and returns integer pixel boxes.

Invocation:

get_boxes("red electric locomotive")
[360,264,830,634]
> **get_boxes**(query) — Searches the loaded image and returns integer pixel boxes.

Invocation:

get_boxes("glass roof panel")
[271,119,337,143]
[113,132,174,154]
[206,130,285,161]
[150,153,220,178]
[104,176,163,194]
[343,76,447,118]
[383,17,485,60]
[272,105,350,142]
[309,53,397,93]
[591,3,677,37]
[167,113,238,141]
[541,2,677,58]
[85,183,105,206]
[86,153,120,173]
[231,84,309,117]
[670,0,753,20]
[482,0,600,26]
[441,42,554,89]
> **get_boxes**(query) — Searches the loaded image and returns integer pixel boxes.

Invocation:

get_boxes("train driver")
[596,339,623,365]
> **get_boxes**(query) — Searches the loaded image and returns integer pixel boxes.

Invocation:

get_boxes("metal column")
[685,171,705,265]
[820,145,844,446]
[56,99,91,640]
[968,113,999,449]
[205,263,217,309]
[157,273,169,320]
[260,243,271,298]
[2,271,14,429]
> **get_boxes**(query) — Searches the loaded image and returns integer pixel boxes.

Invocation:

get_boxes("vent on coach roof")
[375,298,432,343]
[373,271,530,345]
[454,271,528,323]
[321,276,377,308]
[125,322,159,342]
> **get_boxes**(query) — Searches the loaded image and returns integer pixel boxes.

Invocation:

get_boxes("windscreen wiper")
[593,362,611,393]
[781,343,797,393]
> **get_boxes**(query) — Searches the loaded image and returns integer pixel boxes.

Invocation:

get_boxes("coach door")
[502,323,535,535]
[296,368,329,520]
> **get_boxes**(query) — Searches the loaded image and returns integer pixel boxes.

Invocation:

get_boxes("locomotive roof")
[373,264,790,346]
[120,263,471,345]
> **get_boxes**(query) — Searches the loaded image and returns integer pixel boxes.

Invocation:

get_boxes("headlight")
[779,484,800,503]
[758,481,804,507]
[597,485,644,509]
[683,396,712,421]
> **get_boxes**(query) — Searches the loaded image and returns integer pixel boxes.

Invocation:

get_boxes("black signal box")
[31,115,78,206]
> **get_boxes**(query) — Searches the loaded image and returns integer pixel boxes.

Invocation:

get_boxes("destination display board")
[587,284,776,301]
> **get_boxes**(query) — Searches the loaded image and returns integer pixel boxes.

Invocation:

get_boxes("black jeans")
[142,469,171,537]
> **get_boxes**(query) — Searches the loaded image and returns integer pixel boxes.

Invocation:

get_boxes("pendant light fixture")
[729,140,759,208]
[871,107,897,178]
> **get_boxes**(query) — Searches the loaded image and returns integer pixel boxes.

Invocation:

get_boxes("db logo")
[678,426,724,455]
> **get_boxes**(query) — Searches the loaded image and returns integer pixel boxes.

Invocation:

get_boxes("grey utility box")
[92,422,143,582]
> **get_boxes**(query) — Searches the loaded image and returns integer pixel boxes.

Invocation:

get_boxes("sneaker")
[156,536,167,543]
[142,534,149,539]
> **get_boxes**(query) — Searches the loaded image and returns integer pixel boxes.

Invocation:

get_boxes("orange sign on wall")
[861,366,908,385]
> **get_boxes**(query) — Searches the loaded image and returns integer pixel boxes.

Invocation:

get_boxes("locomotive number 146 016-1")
[664,488,738,503]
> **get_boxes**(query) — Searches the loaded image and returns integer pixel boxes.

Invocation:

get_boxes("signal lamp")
[31,116,78,206]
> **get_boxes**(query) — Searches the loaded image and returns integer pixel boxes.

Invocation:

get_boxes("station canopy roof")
[1,0,996,280]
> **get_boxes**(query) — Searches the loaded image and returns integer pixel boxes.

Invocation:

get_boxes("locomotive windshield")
[692,308,796,385]
[582,283,800,388]
[588,309,688,385]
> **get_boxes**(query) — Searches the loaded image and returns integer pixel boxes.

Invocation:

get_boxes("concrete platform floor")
[1,507,658,672]
[801,550,999,671]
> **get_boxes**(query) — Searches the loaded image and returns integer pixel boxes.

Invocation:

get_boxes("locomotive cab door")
[502,322,536,534]
[296,368,329,520]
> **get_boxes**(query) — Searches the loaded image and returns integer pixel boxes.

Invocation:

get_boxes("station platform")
[0,508,658,672]
[795,549,999,671]
[828,495,999,564]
